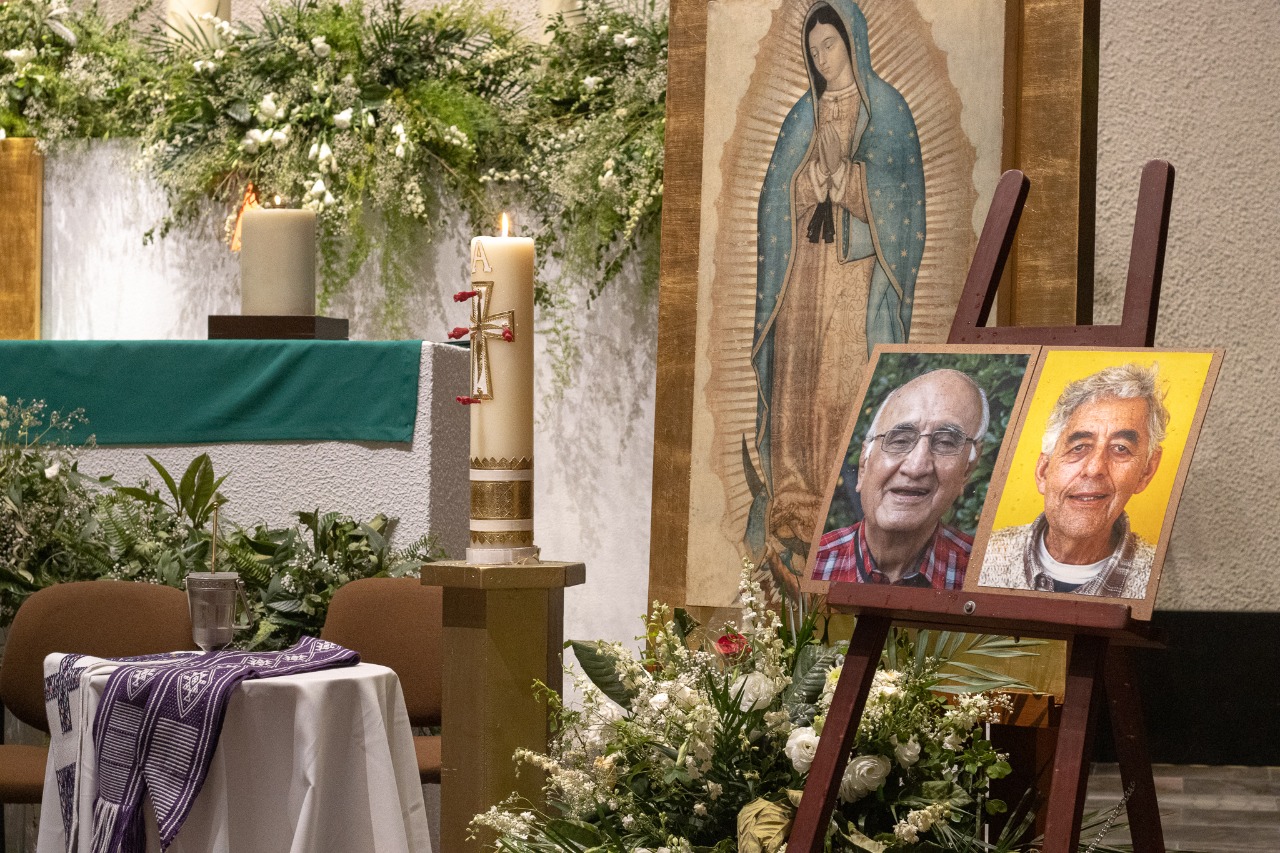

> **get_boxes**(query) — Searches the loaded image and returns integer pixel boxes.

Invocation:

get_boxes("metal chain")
[1083,781,1137,853]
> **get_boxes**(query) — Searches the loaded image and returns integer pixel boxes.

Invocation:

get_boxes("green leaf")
[147,454,181,508]
[785,644,841,705]
[567,640,634,711]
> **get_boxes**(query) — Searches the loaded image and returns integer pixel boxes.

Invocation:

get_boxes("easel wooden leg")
[1042,634,1108,853]
[789,615,892,853]
[1104,646,1165,852]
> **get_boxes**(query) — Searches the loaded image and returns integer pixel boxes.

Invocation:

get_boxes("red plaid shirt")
[810,521,971,589]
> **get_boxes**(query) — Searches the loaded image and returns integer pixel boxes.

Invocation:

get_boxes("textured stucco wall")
[1094,1,1280,611]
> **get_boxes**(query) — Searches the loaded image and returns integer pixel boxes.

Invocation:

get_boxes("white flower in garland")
[271,127,289,149]
[240,128,270,153]
[311,36,331,59]
[333,108,353,130]
[256,93,286,123]
[582,75,602,92]
[4,48,36,71]
[44,461,61,479]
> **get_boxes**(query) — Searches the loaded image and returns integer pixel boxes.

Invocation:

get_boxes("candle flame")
[501,212,510,237]
[230,184,261,252]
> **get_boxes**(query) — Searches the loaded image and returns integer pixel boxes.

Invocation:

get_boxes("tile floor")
[1086,763,1280,851]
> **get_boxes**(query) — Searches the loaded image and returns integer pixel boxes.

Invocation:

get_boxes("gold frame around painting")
[649,0,1100,616]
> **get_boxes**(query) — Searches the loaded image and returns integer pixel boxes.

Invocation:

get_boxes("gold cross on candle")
[469,282,515,400]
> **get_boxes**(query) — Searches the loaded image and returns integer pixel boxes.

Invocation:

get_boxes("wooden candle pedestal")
[421,560,585,853]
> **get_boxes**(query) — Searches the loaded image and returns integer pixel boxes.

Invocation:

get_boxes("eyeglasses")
[871,426,976,457]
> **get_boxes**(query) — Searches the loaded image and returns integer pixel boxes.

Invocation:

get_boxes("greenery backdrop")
[0,0,667,343]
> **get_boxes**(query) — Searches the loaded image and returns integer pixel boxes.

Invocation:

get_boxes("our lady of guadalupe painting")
[683,0,1008,607]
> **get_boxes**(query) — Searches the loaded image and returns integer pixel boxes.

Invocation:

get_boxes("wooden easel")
[788,161,1176,853]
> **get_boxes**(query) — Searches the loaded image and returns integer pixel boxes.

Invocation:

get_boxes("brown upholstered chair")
[0,580,196,805]
[320,576,442,784]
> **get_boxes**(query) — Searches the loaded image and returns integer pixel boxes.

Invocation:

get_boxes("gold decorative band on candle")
[469,530,536,547]
[471,456,533,470]
[470,479,533,520]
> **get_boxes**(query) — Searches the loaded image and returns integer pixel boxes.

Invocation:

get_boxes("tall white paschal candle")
[466,218,536,564]
[239,208,317,316]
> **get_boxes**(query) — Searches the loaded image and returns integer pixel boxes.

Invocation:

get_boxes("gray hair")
[863,369,991,462]
[1041,363,1169,457]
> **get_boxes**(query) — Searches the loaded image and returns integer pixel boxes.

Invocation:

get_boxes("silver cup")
[185,572,252,651]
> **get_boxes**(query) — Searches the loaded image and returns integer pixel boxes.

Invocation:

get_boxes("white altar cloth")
[37,662,432,853]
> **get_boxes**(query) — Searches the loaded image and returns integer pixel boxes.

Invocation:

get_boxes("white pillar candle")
[465,219,536,564]
[238,208,317,316]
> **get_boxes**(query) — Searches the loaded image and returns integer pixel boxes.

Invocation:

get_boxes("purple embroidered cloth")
[89,636,359,853]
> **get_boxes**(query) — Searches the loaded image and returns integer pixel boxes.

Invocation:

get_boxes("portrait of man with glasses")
[810,366,994,589]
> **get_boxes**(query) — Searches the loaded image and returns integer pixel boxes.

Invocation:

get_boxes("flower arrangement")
[142,0,535,331]
[471,563,1108,852]
[0,400,443,648]
[0,0,669,348]
[0,0,155,142]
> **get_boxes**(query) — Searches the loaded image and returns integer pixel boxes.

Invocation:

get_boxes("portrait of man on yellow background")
[974,349,1220,607]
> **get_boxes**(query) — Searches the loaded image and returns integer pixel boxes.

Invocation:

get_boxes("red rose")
[716,632,751,660]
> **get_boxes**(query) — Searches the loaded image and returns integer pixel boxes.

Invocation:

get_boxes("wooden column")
[1002,0,1099,325]
[0,139,43,340]
[422,560,585,853]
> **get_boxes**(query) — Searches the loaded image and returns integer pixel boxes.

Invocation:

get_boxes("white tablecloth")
[37,662,432,853]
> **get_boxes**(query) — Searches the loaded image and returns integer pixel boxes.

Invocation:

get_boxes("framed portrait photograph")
[801,344,1037,595]
[968,348,1224,619]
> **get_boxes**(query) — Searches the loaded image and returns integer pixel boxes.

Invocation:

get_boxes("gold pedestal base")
[422,560,586,853]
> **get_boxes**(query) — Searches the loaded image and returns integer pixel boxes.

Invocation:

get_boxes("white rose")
[839,754,891,802]
[730,670,777,712]
[333,108,353,129]
[625,36,639,47]
[311,36,331,58]
[613,33,627,46]
[893,735,921,768]
[44,461,61,479]
[671,682,698,711]
[784,726,820,773]
[582,75,602,92]
[943,732,965,751]
[271,128,288,149]
[648,692,670,712]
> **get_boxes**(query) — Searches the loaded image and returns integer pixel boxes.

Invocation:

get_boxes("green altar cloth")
[0,340,421,445]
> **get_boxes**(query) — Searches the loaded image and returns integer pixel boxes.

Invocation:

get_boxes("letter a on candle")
[471,241,494,274]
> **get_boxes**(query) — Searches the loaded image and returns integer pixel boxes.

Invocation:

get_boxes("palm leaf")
[567,640,634,711]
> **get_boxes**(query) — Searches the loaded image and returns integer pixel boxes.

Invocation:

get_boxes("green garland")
[0,0,667,342]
